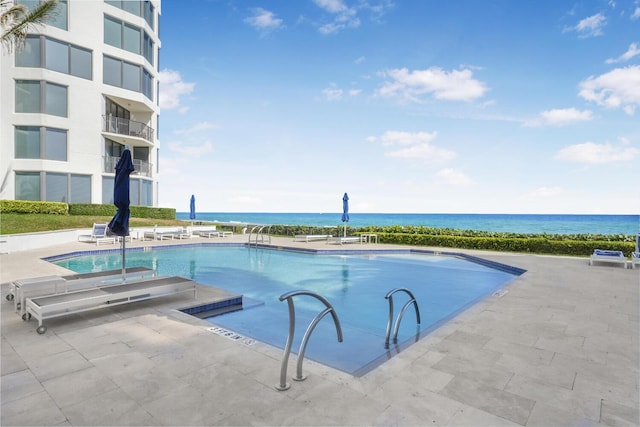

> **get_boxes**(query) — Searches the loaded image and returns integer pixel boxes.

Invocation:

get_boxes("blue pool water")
[53,246,521,375]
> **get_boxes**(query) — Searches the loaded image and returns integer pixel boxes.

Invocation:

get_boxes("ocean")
[176,212,640,235]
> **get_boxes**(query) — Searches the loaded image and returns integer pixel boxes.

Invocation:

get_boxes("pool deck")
[1,235,638,426]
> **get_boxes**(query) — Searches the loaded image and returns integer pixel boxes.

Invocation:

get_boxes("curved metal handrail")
[248,224,272,247]
[276,290,343,391]
[384,288,421,349]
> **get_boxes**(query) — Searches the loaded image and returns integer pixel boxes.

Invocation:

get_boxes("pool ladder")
[384,288,421,349]
[247,224,272,247]
[276,290,343,391]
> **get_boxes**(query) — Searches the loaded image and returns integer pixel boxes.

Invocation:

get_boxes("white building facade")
[0,0,161,206]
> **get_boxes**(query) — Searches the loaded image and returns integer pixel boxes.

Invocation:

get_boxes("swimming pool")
[52,245,522,376]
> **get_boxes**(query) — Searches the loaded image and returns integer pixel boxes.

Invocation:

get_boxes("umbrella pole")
[121,237,126,282]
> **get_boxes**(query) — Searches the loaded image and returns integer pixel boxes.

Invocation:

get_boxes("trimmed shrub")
[0,200,68,215]
[68,203,175,219]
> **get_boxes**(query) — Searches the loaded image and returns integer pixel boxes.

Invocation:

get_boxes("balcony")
[103,115,155,143]
[104,155,153,178]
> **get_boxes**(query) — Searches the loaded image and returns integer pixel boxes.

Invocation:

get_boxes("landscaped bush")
[69,203,175,219]
[0,200,68,215]
[267,224,635,257]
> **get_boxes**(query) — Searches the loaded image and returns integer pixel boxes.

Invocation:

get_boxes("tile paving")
[1,235,638,426]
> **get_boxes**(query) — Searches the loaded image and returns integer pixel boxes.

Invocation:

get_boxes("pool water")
[54,246,520,375]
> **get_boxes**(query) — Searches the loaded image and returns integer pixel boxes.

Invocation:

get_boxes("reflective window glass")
[130,178,140,205]
[123,23,140,54]
[16,35,41,67]
[103,55,121,87]
[45,37,69,73]
[143,1,154,29]
[122,61,140,91]
[45,173,67,202]
[123,0,141,16]
[70,45,92,79]
[102,176,114,204]
[104,15,122,48]
[45,82,67,117]
[45,128,67,161]
[15,80,41,113]
[16,172,41,201]
[70,175,91,203]
[49,0,68,30]
[15,126,40,158]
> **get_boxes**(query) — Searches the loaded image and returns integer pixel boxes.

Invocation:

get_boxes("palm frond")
[1,0,58,53]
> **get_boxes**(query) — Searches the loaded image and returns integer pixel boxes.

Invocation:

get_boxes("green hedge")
[0,200,68,214]
[371,233,635,257]
[266,224,635,257]
[2,200,175,220]
[69,203,175,219]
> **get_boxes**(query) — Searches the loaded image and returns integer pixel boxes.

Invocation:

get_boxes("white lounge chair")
[632,234,640,269]
[78,223,116,246]
[8,266,156,316]
[589,249,628,268]
[294,234,332,242]
[143,226,175,240]
[327,236,363,245]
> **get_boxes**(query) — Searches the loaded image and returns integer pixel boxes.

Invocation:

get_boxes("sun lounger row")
[197,230,234,238]
[7,266,156,316]
[23,275,197,334]
[294,234,332,242]
[327,236,363,245]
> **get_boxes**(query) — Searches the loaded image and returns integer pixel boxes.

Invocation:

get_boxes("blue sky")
[157,0,639,214]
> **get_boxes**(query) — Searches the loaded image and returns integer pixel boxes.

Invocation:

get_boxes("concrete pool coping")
[1,235,638,426]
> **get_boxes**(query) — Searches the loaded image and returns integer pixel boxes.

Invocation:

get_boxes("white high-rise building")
[0,0,161,206]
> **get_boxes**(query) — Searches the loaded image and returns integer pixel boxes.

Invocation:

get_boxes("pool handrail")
[276,290,343,391]
[385,287,421,349]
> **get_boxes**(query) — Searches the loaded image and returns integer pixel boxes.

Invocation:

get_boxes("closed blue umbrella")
[189,194,196,221]
[341,192,349,237]
[108,149,135,277]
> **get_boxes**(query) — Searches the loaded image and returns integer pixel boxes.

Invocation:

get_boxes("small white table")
[361,234,378,244]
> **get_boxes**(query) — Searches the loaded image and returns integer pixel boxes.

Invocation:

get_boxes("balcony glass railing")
[104,155,153,178]
[103,115,155,143]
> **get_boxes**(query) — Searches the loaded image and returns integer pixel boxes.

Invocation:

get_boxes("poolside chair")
[632,233,640,269]
[589,249,628,268]
[77,223,116,246]
[143,226,175,240]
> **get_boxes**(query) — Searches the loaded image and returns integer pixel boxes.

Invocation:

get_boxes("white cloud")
[578,65,640,115]
[244,8,284,34]
[158,69,195,113]
[368,131,455,163]
[436,168,473,186]
[605,42,640,63]
[632,7,640,19]
[323,86,344,101]
[166,139,214,156]
[564,13,607,37]
[521,186,564,200]
[174,121,216,135]
[555,141,640,163]
[313,0,393,34]
[377,67,488,103]
[524,108,594,127]
[322,84,361,100]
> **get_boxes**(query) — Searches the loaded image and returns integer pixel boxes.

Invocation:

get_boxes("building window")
[15,126,68,161]
[143,1,154,30]
[18,0,68,30]
[16,35,92,80]
[103,176,152,206]
[104,15,153,60]
[16,172,90,202]
[102,176,114,204]
[103,55,153,101]
[15,172,40,200]
[15,80,68,117]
